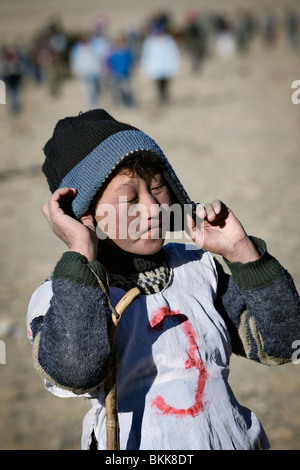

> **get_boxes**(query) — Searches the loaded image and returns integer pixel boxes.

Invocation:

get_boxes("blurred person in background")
[285,9,299,51]
[235,8,256,53]
[89,15,111,90]
[140,16,180,103]
[70,33,102,110]
[1,44,24,115]
[183,10,208,72]
[214,13,236,60]
[262,9,279,48]
[108,33,135,107]
[33,17,68,97]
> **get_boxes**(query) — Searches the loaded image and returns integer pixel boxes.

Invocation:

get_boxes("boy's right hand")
[42,187,98,261]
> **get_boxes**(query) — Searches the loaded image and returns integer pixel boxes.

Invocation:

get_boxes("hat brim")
[58,129,192,220]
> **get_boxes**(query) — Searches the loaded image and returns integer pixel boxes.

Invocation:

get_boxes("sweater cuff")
[224,236,283,290]
[53,251,108,289]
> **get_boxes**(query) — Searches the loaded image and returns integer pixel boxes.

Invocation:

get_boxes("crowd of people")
[1,7,299,115]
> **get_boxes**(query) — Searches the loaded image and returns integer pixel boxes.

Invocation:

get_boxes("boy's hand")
[42,188,98,261]
[186,199,260,263]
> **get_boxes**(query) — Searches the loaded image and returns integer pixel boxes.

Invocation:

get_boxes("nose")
[127,190,160,228]
[139,191,161,220]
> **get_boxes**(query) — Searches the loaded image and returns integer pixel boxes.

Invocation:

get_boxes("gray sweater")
[29,237,300,394]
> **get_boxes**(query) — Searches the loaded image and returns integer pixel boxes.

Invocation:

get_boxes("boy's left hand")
[186,199,260,263]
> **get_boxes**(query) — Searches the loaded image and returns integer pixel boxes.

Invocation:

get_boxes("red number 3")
[149,306,208,418]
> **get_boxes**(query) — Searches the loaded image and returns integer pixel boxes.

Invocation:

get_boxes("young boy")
[27,108,299,450]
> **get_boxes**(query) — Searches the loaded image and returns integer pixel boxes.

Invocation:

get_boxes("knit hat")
[42,109,192,220]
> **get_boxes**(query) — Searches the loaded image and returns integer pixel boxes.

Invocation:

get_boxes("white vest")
[28,243,269,450]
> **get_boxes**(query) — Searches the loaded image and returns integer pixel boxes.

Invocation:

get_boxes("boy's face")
[93,169,172,255]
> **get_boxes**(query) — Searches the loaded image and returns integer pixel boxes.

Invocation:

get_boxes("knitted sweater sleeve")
[29,251,112,394]
[215,237,300,365]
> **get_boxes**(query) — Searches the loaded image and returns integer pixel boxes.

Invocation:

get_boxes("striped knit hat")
[42,109,192,219]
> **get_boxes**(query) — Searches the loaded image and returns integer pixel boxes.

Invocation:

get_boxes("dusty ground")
[0,0,299,450]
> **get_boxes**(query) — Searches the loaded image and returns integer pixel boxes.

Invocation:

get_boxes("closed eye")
[127,196,138,203]
[151,183,165,192]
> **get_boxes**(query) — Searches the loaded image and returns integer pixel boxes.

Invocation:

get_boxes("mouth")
[138,222,163,239]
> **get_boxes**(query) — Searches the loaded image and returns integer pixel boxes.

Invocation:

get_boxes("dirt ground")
[0,0,299,450]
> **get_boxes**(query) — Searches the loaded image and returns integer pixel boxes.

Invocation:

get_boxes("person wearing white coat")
[140,26,180,102]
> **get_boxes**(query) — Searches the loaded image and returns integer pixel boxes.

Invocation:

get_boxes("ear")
[82,209,97,228]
